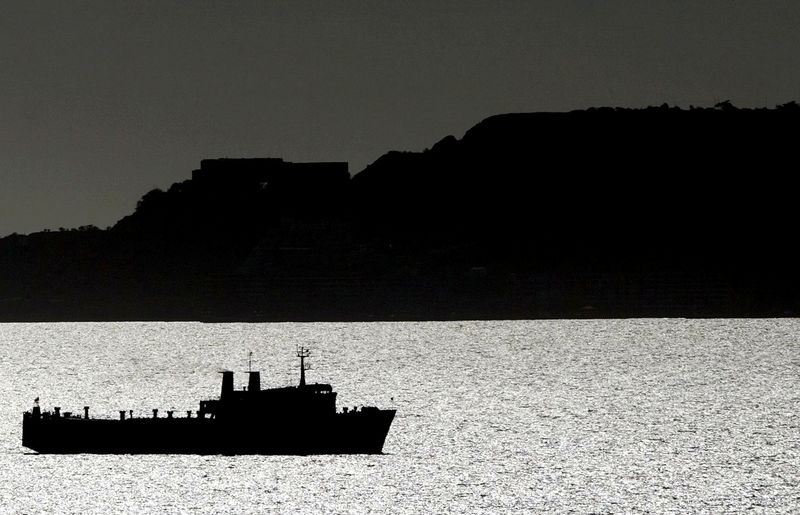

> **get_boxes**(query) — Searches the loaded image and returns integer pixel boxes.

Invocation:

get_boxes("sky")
[1,1,798,236]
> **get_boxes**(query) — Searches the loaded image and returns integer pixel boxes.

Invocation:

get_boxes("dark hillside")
[1,104,798,321]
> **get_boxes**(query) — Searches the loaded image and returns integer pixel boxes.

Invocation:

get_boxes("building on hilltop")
[190,157,351,225]
[192,158,349,192]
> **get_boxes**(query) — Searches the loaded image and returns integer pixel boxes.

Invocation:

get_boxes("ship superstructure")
[22,347,395,454]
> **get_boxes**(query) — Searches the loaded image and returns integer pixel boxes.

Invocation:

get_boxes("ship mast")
[297,346,310,387]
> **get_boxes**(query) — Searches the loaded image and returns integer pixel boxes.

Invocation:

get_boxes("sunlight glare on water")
[0,319,798,513]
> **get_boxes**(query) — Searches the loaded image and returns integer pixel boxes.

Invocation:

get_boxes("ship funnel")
[221,371,234,399]
[247,371,261,393]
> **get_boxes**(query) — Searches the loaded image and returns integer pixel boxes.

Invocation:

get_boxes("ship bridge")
[199,348,337,420]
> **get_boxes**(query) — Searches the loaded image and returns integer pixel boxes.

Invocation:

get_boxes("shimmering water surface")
[0,320,798,513]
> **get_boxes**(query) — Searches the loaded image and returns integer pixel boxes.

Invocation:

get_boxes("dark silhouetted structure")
[1,103,799,320]
[22,348,396,454]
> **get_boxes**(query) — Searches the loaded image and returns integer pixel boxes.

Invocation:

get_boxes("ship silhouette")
[22,348,396,454]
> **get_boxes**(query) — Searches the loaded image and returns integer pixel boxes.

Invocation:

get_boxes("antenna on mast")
[296,346,311,387]
[248,351,253,373]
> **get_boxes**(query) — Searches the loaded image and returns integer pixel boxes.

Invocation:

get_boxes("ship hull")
[22,409,396,455]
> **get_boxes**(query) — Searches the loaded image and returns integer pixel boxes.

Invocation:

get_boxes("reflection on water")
[1,319,798,512]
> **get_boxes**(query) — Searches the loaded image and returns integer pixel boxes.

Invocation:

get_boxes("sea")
[0,319,797,513]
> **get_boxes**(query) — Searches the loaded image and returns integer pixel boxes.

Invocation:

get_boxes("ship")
[22,347,396,454]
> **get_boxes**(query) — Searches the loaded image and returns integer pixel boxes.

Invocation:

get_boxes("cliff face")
[1,105,798,321]
[354,107,794,256]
